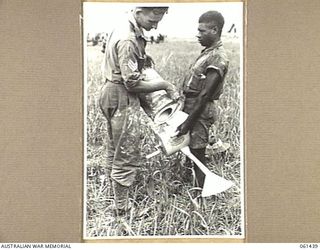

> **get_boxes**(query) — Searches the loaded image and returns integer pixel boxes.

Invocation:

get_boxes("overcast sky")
[83,2,243,39]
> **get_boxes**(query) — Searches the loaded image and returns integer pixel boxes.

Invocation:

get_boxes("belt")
[184,92,199,98]
[184,92,218,102]
[105,78,123,84]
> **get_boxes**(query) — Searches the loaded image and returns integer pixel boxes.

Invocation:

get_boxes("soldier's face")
[197,22,216,47]
[136,11,165,31]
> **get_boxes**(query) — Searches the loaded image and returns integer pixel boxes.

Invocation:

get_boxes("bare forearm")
[126,80,169,93]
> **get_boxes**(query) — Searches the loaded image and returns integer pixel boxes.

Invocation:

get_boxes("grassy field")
[85,37,243,238]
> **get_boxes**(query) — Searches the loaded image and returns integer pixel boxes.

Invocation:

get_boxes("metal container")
[139,68,181,124]
[140,68,189,155]
[154,111,190,155]
[146,110,190,157]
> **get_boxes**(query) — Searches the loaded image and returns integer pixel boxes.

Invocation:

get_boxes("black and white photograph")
[83,2,244,239]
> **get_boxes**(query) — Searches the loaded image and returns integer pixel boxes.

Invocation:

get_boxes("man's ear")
[134,8,143,16]
[212,25,218,35]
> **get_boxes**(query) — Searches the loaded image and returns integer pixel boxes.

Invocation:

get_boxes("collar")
[128,12,146,40]
[201,40,223,54]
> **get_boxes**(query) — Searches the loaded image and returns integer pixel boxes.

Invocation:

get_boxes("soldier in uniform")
[99,7,179,217]
[177,11,229,189]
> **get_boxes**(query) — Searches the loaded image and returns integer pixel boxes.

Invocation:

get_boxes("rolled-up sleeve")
[206,52,229,79]
[117,40,142,90]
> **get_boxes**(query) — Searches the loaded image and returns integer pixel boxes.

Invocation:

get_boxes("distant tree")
[92,33,103,46]
[101,35,107,53]
[150,36,154,44]
[155,34,165,43]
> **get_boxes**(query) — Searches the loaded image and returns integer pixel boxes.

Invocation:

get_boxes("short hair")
[137,7,169,15]
[199,11,225,35]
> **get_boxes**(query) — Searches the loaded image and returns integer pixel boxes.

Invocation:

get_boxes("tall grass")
[85,37,242,238]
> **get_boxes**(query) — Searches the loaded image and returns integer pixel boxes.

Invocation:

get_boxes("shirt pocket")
[187,68,206,92]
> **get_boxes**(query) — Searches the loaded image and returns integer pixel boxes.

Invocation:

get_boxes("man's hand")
[145,55,155,68]
[176,120,191,137]
[166,83,180,102]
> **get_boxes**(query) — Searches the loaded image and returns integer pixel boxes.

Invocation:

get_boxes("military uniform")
[183,40,229,149]
[99,13,148,211]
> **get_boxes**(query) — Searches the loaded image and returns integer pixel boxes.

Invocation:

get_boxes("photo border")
[82,0,246,242]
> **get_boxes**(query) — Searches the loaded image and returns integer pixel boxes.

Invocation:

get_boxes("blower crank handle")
[146,144,162,159]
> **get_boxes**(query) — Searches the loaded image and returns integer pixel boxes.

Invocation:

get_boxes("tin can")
[139,68,181,124]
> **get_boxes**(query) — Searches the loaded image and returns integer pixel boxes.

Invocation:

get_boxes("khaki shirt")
[183,40,229,100]
[103,13,147,89]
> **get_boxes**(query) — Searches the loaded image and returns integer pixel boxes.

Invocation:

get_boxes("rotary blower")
[140,68,234,197]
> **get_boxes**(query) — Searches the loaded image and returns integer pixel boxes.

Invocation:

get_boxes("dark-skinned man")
[177,11,229,190]
[99,7,179,217]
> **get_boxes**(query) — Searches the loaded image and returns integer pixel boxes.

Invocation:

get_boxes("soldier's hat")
[137,7,168,15]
